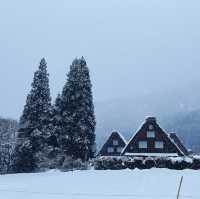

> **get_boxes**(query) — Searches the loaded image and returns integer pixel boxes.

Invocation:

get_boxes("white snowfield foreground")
[0,169,199,199]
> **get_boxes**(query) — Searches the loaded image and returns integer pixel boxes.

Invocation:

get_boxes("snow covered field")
[0,169,199,199]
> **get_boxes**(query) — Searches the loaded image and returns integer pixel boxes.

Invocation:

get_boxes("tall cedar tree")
[14,58,52,173]
[59,57,96,161]
[50,94,62,148]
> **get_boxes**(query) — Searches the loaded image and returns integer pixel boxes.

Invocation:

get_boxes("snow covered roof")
[169,133,189,156]
[116,131,127,144]
[121,120,146,155]
[105,131,127,144]
[145,116,156,122]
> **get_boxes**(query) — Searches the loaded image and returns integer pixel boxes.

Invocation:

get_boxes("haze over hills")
[1,83,200,153]
[164,110,200,153]
[95,85,200,152]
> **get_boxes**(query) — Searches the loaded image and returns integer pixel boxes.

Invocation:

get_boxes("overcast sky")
[0,0,200,119]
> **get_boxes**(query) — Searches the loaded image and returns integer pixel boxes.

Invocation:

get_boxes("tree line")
[0,118,18,174]
[2,57,96,173]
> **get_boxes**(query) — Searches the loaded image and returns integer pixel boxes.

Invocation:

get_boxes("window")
[130,146,134,150]
[139,141,147,148]
[113,140,118,146]
[107,147,114,153]
[147,131,155,138]
[149,125,154,130]
[117,147,123,153]
[155,141,164,149]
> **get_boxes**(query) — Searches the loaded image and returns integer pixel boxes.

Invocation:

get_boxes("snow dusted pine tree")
[46,93,65,168]
[52,94,62,146]
[59,57,96,162]
[14,58,52,173]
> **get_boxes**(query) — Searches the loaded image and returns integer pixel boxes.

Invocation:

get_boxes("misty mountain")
[95,87,200,152]
[163,110,200,153]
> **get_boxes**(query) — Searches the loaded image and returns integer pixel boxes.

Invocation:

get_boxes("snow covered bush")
[191,155,200,170]
[166,157,193,170]
[133,157,147,169]
[123,158,136,169]
[94,156,198,170]
[154,157,168,168]
[94,157,125,170]
[143,157,156,169]
[95,156,144,170]
[61,156,89,171]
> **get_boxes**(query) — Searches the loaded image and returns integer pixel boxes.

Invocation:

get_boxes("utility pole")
[177,176,183,199]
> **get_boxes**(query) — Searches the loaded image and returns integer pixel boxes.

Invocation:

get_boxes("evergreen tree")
[14,58,52,173]
[19,58,51,131]
[51,93,62,147]
[59,57,96,161]
[46,93,65,168]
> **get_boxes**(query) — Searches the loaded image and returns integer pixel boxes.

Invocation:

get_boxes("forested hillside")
[163,110,200,153]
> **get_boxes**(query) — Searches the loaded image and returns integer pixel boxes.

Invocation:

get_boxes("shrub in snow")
[124,158,135,170]
[123,157,145,170]
[133,157,146,169]
[154,157,168,168]
[166,157,193,170]
[191,156,200,170]
[111,158,125,170]
[94,156,199,170]
[94,157,125,170]
[94,157,111,170]
[94,159,103,170]
[61,157,89,171]
[144,157,156,169]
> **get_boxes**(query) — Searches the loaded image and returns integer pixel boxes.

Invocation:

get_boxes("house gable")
[122,117,184,157]
[98,131,127,156]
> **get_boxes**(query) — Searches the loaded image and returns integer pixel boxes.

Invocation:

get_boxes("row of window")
[107,129,160,153]
[111,131,156,147]
[106,140,122,153]
[139,141,164,149]
[107,147,123,153]
[107,141,164,154]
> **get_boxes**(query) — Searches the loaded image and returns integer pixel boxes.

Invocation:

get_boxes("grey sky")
[0,0,200,119]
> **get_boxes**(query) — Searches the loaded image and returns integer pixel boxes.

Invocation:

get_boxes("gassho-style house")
[98,117,189,157]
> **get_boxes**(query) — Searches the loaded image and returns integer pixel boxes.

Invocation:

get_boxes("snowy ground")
[0,169,199,199]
